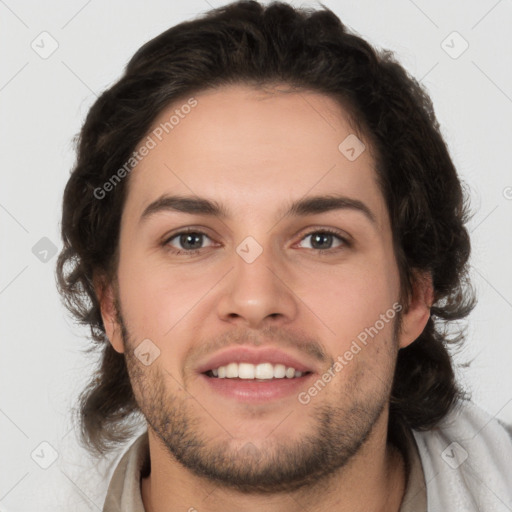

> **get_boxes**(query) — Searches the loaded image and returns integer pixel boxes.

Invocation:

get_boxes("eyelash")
[162,228,351,257]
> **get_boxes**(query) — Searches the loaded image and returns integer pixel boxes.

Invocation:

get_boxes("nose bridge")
[235,235,279,287]
[216,232,298,326]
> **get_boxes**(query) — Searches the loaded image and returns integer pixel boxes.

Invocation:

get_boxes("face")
[100,84,431,493]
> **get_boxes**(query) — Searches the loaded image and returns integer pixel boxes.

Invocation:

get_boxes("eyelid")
[294,226,352,246]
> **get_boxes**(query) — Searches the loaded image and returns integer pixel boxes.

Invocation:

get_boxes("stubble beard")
[119,308,399,495]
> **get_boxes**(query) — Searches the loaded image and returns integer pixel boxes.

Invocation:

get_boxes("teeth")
[273,364,286,378]
[226,362,238,378]
[210,362,306,379]
[239,363,255,379]
[285,367,295,379]
[255,363,274,379]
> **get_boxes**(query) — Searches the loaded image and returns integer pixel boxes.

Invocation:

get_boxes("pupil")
[181,233,202,250]
[312,233,332,249]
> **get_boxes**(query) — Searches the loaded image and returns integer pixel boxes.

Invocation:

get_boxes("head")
[57,0,475,488]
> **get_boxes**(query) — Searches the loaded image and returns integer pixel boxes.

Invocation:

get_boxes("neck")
[141,414,407,512]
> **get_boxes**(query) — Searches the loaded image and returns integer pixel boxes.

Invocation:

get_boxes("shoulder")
[102,431,149,512]
[411,399,512,511]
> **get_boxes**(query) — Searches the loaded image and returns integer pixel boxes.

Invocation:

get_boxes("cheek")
[299,260,398,341]
[117,250,220,349]
[117,247,169,336]
[314,268,399,396]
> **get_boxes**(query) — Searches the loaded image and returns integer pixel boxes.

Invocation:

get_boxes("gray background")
[1,0,511,510]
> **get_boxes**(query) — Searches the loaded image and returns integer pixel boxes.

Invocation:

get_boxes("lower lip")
[199,373,315,403]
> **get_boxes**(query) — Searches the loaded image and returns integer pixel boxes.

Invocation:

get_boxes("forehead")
[123,84,387,229]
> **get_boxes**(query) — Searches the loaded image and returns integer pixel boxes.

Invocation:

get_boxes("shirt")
[102,399,512,511]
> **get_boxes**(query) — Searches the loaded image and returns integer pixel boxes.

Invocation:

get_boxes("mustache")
[115,302,329,367]
[183,326,328,366]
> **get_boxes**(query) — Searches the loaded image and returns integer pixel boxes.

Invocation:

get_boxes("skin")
[97,83,432,512]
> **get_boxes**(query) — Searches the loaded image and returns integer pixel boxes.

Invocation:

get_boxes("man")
[56,1,512,511]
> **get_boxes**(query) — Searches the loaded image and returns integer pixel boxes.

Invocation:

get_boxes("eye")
[162,227,350,256]
[164,229,214,255]
[297,229,349,253]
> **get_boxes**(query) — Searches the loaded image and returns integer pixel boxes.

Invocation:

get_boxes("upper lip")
[196,346,319,374]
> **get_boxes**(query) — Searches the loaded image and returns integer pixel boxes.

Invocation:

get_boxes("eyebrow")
[140,194,377,226]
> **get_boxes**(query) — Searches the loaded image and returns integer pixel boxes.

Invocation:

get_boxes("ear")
[397,271,433,349]
[94,274,125,354]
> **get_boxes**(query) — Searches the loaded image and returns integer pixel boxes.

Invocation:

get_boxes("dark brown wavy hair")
[56,0,475,456]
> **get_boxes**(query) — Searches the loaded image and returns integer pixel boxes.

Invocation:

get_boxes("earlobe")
[398,271,434,349]
[93,275,125,354]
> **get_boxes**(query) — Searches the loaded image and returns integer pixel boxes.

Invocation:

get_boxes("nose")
[216,238,299,329]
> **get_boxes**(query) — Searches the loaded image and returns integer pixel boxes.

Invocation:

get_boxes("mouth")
[200,361,315,402]
[204,362,312,380]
